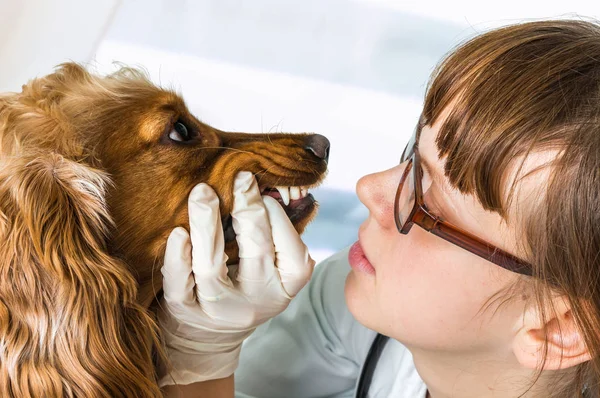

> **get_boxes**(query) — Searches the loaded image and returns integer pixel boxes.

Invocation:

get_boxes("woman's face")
[345,110,545,357]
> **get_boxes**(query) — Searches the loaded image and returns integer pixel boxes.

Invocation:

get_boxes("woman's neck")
[410,346,564,398]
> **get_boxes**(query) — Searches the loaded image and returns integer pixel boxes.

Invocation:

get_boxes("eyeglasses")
[394,131,533,276]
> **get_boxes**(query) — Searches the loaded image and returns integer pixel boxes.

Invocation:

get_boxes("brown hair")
[422,19,600,396]
[0,66,168,396]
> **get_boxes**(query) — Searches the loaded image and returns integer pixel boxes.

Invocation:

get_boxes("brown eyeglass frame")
[394,135,533,276]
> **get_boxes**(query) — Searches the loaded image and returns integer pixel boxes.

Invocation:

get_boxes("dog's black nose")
[305,134,330,163]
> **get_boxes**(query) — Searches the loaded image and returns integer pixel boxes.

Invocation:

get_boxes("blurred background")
[2,0,599,262]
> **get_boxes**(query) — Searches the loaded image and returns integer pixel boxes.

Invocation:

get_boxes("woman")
[160,19,600,397]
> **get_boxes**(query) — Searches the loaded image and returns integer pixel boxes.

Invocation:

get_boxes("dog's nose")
[304,134,330,163]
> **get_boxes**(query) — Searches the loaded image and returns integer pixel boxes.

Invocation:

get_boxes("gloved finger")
[263,196,315,297]
[230,171,275,282]
[161,227,196,305]
[187,183,231,300]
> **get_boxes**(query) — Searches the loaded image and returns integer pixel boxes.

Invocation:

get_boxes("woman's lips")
[348,241,376,275]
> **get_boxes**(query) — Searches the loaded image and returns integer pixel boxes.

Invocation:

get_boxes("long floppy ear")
[0,152,164,397]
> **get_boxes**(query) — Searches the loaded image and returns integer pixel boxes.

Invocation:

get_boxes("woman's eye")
[168,121,191,142]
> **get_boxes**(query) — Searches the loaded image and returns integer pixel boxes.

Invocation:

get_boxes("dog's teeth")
[289,186,301,200]
[276,186,290,206]
[300,187,308,198]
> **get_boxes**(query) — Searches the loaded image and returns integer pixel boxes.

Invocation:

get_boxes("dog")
[0,63,328,397]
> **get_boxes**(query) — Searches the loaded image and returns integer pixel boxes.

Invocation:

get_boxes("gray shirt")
[235,247,427,398]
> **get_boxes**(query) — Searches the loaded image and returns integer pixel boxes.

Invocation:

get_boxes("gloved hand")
[157,171,315,387]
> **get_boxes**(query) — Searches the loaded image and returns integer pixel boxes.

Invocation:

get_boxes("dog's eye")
[169,122,191,142]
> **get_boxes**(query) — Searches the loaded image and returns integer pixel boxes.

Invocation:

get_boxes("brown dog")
[0,63,328,397]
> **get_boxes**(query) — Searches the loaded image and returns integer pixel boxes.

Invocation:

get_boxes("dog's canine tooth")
[300,187,308,198]
[289,186,301,201]
[276,186,290,206]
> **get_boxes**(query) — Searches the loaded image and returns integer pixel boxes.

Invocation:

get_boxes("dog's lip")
[286,194,316,222]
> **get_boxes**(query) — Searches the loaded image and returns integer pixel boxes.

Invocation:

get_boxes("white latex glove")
[157,171,315,387]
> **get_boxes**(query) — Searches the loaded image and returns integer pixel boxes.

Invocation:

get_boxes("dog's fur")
[0,63,327,397]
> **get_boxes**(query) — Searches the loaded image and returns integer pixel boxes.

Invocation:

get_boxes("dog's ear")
[0,152,164,397]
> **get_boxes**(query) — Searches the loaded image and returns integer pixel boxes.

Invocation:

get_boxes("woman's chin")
[344,271,376,328]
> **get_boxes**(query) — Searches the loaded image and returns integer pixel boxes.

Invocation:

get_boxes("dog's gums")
[260,185,317,224]
[222,185,317,242]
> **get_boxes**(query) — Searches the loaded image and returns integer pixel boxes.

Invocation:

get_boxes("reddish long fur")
[0,69,164,396]
[0,63,326,397]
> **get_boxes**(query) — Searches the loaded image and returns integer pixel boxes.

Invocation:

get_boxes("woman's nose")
[356,164,405,230]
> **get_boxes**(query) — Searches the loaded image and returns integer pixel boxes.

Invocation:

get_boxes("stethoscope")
[355,333,389,398]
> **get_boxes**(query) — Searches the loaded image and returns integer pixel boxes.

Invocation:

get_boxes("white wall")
[0,0,122,92]
[355,0,598,25]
